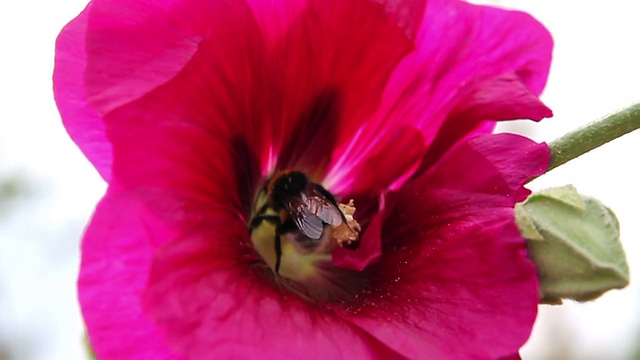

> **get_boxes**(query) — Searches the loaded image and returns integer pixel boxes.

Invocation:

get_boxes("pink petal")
[54,3,112,180]
[328,125,425,195]
[56,0,275,179]
[333,134,549,359]
[247,0,426,46]
[448,73,553,123]
[79,188,181,359]
[93,2,276,216]
[104,88,261,223]
[501,354,523,360]
[387,0,554,135]
[371,0,428,39]
[416,73,552,171]
[264,0,416,180]
[144,215,402,359]
[416,119,496,172]
[332,204,385,271]
[83,0,259,115]
[326,0,553,194]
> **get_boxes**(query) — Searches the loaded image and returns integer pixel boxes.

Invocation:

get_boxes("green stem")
[546,103,640,172]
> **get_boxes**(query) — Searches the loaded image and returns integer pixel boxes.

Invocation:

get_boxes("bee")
[249,171,357,274]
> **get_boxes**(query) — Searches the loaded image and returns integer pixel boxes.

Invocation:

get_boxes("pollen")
[330,199,362,248]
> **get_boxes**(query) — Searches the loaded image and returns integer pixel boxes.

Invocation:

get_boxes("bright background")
[0,0,638,359]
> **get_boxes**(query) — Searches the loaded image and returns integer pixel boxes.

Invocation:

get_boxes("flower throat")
[249,171,361,281]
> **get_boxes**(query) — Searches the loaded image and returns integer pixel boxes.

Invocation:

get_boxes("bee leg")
[273,221,297,275]
[274,233,282,274]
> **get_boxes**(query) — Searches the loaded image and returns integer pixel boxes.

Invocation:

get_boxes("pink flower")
[54,0,553,358]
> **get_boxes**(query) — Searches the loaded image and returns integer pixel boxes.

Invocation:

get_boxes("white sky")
[0,0,638,359]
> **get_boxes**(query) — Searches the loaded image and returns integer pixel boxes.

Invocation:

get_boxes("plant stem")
[546,103,640,172]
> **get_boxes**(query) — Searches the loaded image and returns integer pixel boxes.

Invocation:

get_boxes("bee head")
[268,171,309,208]
[277,171,308,193]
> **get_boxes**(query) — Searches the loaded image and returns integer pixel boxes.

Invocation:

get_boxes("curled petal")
[388,0,554,134]
[448,73,553,123]
[418,73,552,171]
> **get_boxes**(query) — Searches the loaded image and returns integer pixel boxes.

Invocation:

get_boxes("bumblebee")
[249,171,358,274]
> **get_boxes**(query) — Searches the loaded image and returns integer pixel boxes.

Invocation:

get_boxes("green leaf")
[516,185,629,303]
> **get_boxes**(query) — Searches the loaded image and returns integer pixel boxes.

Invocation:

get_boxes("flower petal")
[83,0,264,115]
[54,3,112,180]
[247,0,426,47]
[325,0,553,195]
[448,73,553,123]
[333,134,548,359]
[371,0,428,39]
[79,189,180,359]
[386,0,554,135]
[144,214,402,359]
[105,91,261,223]
[416,72,553,172]
[332,205,385,271]
[260,0,416,178]
[327,125,425,195]
[94,3,276,216]
[56,0,275,180]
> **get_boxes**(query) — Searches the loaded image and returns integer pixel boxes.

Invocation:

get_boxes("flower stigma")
[249,171,362,285]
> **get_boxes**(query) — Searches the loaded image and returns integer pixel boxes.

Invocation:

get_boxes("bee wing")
[288,199,324,239]
[302,192,343,226]
[285,192,343,239]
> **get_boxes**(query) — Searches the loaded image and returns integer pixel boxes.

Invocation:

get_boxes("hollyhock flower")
[54,0,553,358]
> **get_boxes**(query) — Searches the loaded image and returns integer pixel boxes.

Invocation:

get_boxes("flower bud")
[515,185,629,303]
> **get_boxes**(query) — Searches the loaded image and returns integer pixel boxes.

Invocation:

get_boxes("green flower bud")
[515,185,629,303]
